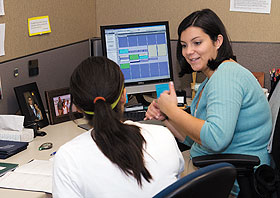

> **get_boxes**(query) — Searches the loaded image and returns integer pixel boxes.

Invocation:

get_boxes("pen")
[50,151,56,156]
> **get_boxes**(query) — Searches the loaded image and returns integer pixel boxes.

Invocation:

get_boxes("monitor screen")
[100,21,173,95]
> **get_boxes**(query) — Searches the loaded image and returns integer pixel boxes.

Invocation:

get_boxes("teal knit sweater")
[184,61,272,166]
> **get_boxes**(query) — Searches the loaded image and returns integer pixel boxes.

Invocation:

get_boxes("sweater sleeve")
[200,65,244,152]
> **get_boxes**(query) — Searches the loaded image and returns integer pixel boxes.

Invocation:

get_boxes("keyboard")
[124,110,146,121]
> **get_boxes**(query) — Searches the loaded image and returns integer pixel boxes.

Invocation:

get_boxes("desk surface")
[0,119,87,198]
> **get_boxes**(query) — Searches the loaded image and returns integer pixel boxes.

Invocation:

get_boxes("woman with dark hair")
[52,56,184,198]
[176,8,235,76]
[145,9,272,196]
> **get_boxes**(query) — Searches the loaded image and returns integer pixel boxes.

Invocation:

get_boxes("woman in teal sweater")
[145,8,272,196]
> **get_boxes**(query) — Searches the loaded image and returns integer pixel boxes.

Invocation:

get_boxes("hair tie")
[84,85,124,115]
[94,97,106,104]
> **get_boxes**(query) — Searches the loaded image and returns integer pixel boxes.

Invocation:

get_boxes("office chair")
[153,162,236,198]
[192,79,280,198]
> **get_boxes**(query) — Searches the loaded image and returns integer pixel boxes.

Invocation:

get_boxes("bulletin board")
[0,0,96,62]
[95,0,280,43]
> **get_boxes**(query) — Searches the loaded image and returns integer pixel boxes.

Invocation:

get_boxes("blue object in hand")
[155,83,169,98]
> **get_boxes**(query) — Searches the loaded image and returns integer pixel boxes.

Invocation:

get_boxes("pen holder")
[271,78,279,91]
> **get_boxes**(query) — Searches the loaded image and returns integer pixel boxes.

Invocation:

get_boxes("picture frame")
[45,87,83,125]
[14,82,49,128]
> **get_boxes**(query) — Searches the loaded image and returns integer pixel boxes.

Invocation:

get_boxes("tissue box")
[0,128,34,142]
[0,115,33,142]
[0,115,24,131]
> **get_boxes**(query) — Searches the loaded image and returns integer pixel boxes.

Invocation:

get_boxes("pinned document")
[230,0,271,14]
[28,16,51,36]
[0,0,4,16]
[0,23,5,56]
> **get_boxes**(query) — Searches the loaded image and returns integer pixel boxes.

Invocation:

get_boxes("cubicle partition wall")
[231,42,280,90]
[0,38,278,115]
[0,40,90,115]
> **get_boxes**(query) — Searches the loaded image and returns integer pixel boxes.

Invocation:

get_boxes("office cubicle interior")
[0,38,278,115]
[0,40,90,115]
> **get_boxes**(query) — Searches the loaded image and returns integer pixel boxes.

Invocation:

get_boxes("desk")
[0,119,87,198]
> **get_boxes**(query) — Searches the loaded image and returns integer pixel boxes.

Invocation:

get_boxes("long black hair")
[70,56,152,186]
[177,8,236,77]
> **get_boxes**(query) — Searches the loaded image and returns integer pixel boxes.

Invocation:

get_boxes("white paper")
[29,17,50,35]
[0,160,52,193]
[230,0,271,14]
[0,23,5,56]
[15,159,52,176]
[0,0,4,16]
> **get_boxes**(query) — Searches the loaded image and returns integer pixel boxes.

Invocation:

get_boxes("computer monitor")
[100,21,173,96]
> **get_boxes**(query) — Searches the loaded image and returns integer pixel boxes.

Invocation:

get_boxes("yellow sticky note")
[28,16,51,36]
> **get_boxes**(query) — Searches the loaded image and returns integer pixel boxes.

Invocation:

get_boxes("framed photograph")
[14,82,49,128]
[45,87,83,125]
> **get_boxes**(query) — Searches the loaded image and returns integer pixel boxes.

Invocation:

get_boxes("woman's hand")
[157,82,178,115]
[144,100,166,121]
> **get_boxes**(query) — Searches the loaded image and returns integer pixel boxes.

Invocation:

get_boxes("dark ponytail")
[70,56,152,186]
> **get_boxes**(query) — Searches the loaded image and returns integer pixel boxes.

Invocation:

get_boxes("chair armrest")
[192,154,260,170]
[192,154,261,197]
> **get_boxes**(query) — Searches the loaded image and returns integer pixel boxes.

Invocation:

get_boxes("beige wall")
[0,1,96,62]
[1,0,280,63]
[95,0,280,42]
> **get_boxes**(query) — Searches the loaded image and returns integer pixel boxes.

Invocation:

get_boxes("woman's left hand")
[158,82,178,115]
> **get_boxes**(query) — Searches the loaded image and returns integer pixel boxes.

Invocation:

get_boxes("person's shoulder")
[219,61,251,75]
[58,131,92,154]
[125,120,174,139]
[212,61,252,83]
[124,120,167,130]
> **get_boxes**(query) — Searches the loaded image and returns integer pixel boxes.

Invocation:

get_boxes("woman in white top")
[52,56,184,198]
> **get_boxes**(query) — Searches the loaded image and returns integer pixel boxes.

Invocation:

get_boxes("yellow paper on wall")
[28,16,51,36]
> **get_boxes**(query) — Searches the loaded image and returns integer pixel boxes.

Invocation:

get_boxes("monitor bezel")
[100,21,173,89]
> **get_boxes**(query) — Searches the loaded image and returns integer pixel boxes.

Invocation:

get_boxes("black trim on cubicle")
[0,39,89,65]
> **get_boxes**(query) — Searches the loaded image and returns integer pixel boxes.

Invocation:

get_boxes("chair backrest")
[258,79,280,197]
[268,80,280,161]
[271,107,280,170]
[153,162,236,198]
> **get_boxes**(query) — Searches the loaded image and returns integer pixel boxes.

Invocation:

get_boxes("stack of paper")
[0,160,52,193]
